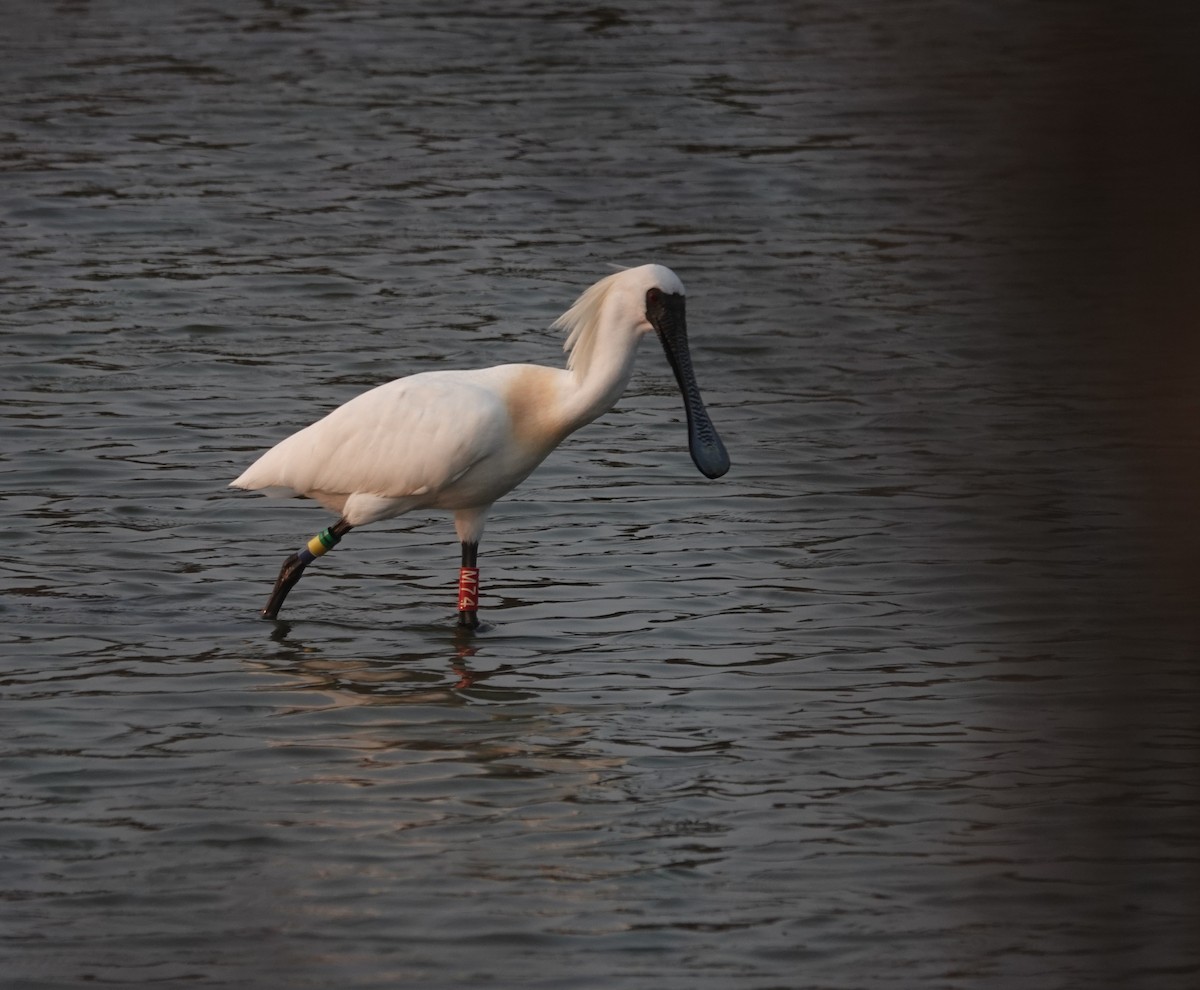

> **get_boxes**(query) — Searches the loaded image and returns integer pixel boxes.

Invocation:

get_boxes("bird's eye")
[646,288,662,306]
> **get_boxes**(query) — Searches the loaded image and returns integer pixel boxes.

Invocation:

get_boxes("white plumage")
[235,368,531,536]
[231,264,729,625]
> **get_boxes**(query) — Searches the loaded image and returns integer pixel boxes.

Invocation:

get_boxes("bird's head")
[630,265,731,480]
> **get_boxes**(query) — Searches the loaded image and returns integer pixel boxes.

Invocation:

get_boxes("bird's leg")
[261,518,353,619]
[457,541,480,629]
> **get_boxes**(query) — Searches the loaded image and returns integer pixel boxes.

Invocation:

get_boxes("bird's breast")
[413,364,573,512]
[501,364,575,456]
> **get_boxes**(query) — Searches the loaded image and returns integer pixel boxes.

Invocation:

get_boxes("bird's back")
[230,365,572,524]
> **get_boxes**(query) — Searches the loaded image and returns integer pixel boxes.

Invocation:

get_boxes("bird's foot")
[456,610,495,633]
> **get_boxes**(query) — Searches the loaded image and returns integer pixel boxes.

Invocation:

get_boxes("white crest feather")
[551,267,628,377]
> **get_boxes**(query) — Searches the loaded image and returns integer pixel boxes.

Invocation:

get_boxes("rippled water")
[3,2,1198,988]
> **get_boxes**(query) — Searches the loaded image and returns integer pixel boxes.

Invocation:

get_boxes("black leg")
[457,540,480,629]
[261,518,353,619]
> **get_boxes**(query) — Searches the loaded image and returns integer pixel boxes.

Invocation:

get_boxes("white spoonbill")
[230,263,730,626]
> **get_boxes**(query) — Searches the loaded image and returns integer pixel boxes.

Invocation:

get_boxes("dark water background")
[2,2,1198,987]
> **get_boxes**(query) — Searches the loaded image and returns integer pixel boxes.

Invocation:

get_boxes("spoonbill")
[230,263,730,627]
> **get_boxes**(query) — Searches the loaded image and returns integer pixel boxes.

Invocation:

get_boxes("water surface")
[2,2,1198,988]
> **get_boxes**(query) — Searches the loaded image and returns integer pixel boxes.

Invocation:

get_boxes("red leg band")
[457,567,480,612]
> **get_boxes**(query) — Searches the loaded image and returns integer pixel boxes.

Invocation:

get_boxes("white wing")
[232,371,508,506]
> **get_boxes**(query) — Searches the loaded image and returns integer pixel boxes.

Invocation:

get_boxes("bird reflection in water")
[261,623,497,703]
